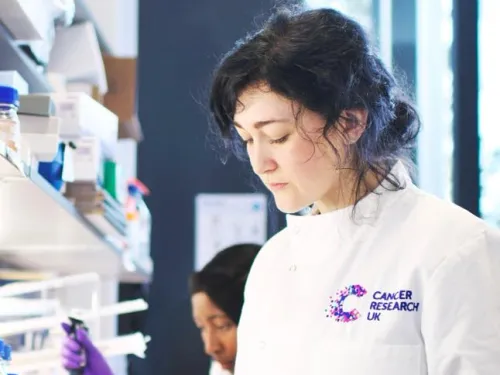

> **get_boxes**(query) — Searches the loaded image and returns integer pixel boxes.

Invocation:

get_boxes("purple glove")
[61,322,114,375]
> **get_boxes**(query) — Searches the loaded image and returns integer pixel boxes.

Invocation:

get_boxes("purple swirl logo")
[325,284,367,322]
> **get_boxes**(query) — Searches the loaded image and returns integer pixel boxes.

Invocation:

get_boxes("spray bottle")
[125,178,150,259]
[67,316,88,375]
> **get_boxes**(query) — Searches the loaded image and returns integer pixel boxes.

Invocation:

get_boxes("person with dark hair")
[60,243,261,375]
[209,5,500,375]
[189,243,261,374]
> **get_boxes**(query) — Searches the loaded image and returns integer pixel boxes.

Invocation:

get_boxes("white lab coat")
[234,162,500,375]
[209,360,232,375]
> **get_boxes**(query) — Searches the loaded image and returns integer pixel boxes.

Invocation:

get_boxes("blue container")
[38,142,65,190]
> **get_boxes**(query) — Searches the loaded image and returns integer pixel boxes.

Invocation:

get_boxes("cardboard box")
[103,55,143,141]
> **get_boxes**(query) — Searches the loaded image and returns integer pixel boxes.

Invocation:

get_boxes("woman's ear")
[339,109,368,144]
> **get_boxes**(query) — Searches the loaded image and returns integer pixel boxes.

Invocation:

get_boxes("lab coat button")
[289,264,297,271]
[258,341,266,350]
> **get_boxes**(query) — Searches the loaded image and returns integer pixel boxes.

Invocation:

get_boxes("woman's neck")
[314,168,380,214]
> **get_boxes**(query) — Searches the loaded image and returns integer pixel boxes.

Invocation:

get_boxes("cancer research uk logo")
[325,284,420,322]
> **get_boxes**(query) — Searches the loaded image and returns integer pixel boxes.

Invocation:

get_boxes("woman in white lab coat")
[60,243,261,375]
[208,5,500,375]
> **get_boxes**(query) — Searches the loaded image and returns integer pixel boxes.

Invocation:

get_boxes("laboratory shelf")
[0,143,151,283]
[0,22,52,94]
[0,0,112,94]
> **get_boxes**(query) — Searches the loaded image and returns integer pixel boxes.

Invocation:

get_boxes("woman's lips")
[268,183,288,191]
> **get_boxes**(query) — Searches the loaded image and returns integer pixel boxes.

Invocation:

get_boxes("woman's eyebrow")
[233,119,290,129]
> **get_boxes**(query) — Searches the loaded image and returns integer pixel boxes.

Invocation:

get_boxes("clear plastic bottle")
[0,340,4,375]
[0,85,20,152]
[1,344,11,375]
[0,339,7,375]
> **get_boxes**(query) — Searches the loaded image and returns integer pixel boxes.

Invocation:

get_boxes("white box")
[84,0,138,57]
[66,82,95,96]
[68,136,102,181]
[116,139,137,181]
[19,114,61,162]
[0,0,55,41]
[49,22,108,94]
[46,73,67,93]
[0,71,29,95]
[50,92,118,160]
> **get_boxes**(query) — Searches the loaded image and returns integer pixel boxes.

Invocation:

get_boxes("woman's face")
[192,292,237,372]
[233,85,364,214]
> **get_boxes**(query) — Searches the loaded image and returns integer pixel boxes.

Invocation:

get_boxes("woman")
[61,243,261,375]
[209,5,500,375]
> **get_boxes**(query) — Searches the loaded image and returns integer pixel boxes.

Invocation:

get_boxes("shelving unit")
[0,1,151,283]
[0,22,52,93]
[0,143,149,282]
[0,0,114,94]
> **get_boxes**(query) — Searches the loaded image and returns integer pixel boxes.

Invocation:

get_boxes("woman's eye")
[216,323,233,331]
[270,135,289,144]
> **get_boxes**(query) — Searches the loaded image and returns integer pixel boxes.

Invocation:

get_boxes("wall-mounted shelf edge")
[0,144,151,283]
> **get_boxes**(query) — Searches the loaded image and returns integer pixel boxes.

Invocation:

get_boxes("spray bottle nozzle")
[68,316,88,335]
[67,316,88,375]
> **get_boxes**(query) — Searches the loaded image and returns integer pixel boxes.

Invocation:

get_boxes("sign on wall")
[194,193,268,270]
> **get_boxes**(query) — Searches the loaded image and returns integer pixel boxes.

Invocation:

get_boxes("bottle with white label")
[0,85,20,152]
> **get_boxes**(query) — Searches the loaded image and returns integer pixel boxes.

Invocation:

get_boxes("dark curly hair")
[189,243,261,324]
[209,5,420,208]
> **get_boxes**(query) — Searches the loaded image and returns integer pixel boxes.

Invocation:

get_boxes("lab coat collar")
[287,160,412,228]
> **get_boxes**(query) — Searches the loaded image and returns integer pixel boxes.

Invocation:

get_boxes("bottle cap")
[3,344,11,361]
[0,86,19,107]
[128,183,140,196]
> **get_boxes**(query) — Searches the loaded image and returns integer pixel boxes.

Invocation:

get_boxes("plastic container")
[125,179,150,259]
[0,340,11,375]
[2,344,11,369]
[0,340,4,375]
[38,142,65,191]
[0,85,20,152]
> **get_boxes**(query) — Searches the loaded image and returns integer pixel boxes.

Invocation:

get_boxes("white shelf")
[0,0,112,94]
[0,2,149,282]
[0,22,52,93]
[0,144,150,283]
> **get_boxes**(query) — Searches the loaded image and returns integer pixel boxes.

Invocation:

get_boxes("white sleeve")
[422,230,500,374]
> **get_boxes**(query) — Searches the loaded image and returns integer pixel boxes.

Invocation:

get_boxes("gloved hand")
[61,322,114,375]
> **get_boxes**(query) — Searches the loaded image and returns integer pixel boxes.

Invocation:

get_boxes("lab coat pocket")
[311,343,422,375]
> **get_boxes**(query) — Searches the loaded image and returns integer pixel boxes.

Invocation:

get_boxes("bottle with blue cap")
[0,339,4,375]
[0,85,21,152]
[0,340,12,375]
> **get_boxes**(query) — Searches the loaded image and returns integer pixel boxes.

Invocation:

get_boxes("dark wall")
[136,1,284,374]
